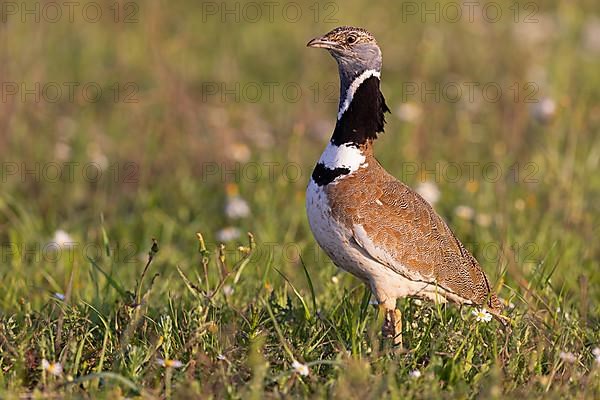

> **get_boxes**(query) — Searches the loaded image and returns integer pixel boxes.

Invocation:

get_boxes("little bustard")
[305,26,504,346]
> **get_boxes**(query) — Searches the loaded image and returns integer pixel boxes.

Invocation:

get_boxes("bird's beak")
[307,36,337,50]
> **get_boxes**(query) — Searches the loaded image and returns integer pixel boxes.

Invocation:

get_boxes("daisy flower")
[472,308,493,323]
[592,347,600,365]
[222,285,234,296]
[225,184,251,219]
[530,97,556,124]
[42,359,63,376]
[225,197,251,219]
[292,360,309,376]
[216,227,241,242]
[156,358,184,368]
[455,205,475,220]
[50,230,75,248]
[559,351,576,363]
[409,370,422,378]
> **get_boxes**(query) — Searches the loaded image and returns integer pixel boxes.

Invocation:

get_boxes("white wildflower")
[216,227,241,242]
[559,351,576,363]
[225,197,251,219]
[475,213,493,227]
[292,360,309,376]
[530,97,556,124]
[50,230,75,248]
[230,143,251,162]
[409,370,422,378]
[42,359,63,376]
[156,358,183,368]
[222,285,234,296]
[225,183,250,219]
[415,181,440,206]
[514,199,526,211]
[472,308,493,323]
[455,205,475,220]
[592,348,600,365]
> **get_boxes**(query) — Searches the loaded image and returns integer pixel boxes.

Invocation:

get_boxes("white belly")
[306,179,467,306]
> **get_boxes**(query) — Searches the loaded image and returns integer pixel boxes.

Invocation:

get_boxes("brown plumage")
[327,147,503,313]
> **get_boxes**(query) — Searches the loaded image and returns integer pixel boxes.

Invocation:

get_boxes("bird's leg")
[381,305,402,347]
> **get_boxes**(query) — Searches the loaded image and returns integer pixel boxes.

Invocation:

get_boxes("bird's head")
[307,26,382,80]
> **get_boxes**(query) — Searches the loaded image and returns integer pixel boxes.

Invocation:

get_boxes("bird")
[305,26,504,346]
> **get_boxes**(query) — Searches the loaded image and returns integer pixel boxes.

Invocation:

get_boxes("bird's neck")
[310,70,389,186]
[331,69,390,148]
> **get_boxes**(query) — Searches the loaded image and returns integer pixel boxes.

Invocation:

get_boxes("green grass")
[1,0,600,398]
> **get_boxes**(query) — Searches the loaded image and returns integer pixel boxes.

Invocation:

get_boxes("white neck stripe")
[337,69,381,121]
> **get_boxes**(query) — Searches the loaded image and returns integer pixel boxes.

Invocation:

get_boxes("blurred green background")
[0,0,599,397]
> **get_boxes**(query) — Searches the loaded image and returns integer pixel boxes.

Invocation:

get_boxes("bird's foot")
[382,308,402,347]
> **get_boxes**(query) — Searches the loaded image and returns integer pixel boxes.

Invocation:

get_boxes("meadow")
[0,0,599,398]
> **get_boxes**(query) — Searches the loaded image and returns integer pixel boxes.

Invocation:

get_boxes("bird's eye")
[346,35,357,44]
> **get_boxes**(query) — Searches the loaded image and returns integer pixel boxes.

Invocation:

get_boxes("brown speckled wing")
[327,155,503,312]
